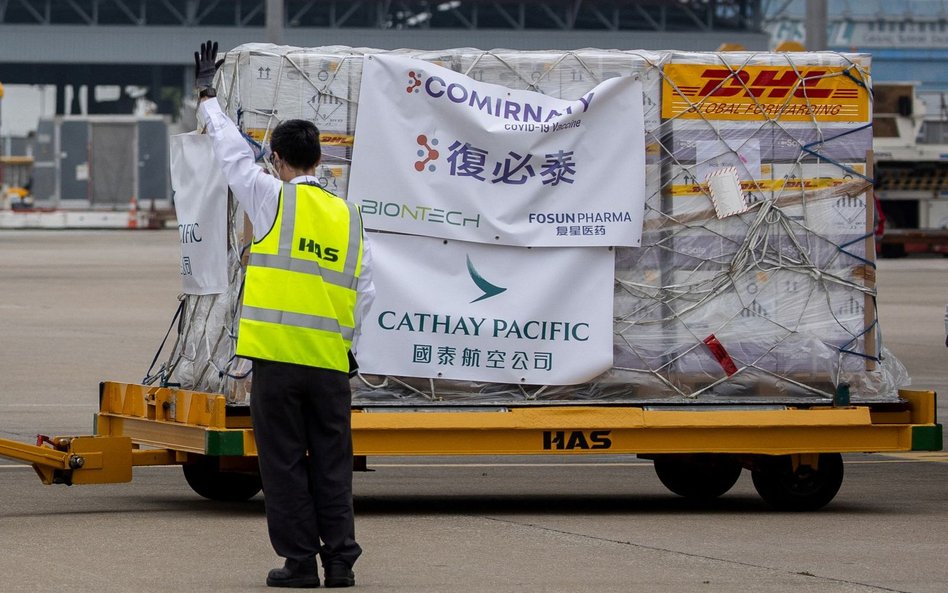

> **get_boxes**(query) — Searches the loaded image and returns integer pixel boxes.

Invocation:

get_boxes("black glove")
[194,40,223,94]
[347,350,359,378]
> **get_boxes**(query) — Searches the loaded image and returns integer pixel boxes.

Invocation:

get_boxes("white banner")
[349,54,646,247]
[169,132,228,295]
[357,233,615,385]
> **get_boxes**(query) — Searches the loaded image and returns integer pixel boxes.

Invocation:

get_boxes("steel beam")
[64,0,92,25]
[335,0,364,28]
[159,0,186,25]
[632,4,661,32]
[289,0,316,26]
[108,0,142,25]
[197,0,223,24]
[13,0,47,24]
[0,1,767,31]
[491,1,522,29]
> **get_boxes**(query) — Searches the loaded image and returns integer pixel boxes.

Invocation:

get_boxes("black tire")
[751,453,843,511]
[653,454,743,501]
[182,456,262,502]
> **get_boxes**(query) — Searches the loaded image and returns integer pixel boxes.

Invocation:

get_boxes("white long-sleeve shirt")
[198,98,375,355]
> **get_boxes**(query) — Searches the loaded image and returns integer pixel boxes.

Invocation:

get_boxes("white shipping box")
[228,46,356,136]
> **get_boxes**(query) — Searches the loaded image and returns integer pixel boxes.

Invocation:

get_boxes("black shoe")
[323,561,355,588]
[266,559,320,588]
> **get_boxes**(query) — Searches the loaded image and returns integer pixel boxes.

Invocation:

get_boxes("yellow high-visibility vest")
[237,182,364,372]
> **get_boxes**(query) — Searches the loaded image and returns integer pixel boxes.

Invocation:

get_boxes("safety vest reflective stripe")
[241,305,355,341]
[248,252,358,290]
[277,183,298,252]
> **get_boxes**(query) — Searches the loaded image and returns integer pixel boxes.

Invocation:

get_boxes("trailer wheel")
[653,454,743,501]
[183,457,262,502]
[751,453,843,511]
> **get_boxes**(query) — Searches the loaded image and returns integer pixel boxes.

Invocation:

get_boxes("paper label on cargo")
[357,233,615,385]
[169,132,229,295]
[349,54,647,247]
[315,163,349,198]
[705,167,749,218]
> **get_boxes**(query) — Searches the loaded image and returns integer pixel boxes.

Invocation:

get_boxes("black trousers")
[250,359,362,569]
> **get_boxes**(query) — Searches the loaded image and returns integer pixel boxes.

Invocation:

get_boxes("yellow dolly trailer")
[0,381,941,511]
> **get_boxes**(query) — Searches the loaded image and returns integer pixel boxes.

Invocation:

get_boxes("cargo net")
[153,44,909,405]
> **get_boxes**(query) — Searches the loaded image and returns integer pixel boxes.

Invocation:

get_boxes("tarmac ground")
[0,230,945,593]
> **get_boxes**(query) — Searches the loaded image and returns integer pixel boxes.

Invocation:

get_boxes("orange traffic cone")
[127,196,138,229]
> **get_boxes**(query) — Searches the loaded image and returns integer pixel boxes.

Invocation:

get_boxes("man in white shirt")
[195,41,371,589]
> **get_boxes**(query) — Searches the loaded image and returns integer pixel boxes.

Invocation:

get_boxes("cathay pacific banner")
[170,132,228,295]
[357,233,615,385]
[349,54,646,247]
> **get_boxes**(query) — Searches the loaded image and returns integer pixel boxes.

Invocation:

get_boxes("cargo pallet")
[0,382,942,511]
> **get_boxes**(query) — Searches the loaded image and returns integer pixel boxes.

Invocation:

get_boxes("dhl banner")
[662,64,870,122]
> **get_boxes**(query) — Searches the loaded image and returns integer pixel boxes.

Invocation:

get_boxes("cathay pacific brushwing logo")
[466,255,506,303]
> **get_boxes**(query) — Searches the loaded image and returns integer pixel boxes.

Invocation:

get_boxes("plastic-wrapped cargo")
[642,51,886,399]
[153,43,909,406]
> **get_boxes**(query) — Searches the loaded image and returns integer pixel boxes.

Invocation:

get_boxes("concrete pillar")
[805,0,828,51]
[266,0,284,44]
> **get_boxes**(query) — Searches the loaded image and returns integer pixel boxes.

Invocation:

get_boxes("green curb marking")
[912,425,944,451]
[205,430,245,456]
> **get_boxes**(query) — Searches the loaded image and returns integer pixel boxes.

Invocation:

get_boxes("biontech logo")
[662,64,869,122]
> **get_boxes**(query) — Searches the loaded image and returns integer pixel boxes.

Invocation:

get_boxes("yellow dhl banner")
[245,128,355,147]
[662,64,870,122]
[670,176,860,197]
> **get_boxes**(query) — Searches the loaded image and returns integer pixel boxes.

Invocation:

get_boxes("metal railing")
[0,0,762,32]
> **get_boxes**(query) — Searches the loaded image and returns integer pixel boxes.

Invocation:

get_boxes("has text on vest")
[298,237,339,262]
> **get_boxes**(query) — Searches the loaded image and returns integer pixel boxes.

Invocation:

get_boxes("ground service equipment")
[0,46,943,511]
[873,83,948,256]
[0,383,940,511]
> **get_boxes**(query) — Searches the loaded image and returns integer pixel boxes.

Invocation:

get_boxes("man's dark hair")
[270,119,321,170]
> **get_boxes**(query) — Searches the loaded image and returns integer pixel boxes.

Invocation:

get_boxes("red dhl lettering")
[320,134,354,146]
[662,64,869,121]
[695,67,832,100]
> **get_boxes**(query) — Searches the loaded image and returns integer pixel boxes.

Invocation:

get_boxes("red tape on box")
[703,334,738,376]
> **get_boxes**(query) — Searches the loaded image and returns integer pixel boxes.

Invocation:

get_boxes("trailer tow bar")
[0,434,135,486]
